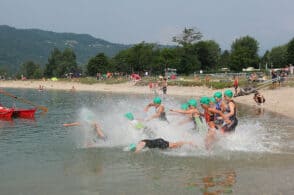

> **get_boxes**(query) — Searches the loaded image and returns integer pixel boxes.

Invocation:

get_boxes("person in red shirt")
[233,76,239,96]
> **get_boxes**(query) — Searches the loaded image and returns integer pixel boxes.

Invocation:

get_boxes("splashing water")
[69,95,288,156]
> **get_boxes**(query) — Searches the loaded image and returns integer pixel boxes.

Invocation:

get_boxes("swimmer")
[170,99,204,131]
[63,116,106,141]
[222,89,238,133]
[124,112,154,137]
[213,92,226,127]
[129,138,195,153]
[200,96,231,149]
[144,97,168,122]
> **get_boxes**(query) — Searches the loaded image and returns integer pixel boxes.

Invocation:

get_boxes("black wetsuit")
[142,138,169,149]
[156,107,169,122]
[222,100,238,132]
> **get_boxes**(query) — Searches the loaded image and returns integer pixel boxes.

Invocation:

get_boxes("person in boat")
[200,96,231,149]
[222,89,238,133]
[144,97,168,122]
[253,91,265,105]
[129,138,195,153]
[63,115,106,141]
[170,99,204,131]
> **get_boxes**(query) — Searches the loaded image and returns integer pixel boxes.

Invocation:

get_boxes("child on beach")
[253,91,265,105]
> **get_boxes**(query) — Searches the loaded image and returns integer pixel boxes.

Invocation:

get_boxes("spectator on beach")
[271,70,277,88]
[161,77,168,95]
[233,76,239,96]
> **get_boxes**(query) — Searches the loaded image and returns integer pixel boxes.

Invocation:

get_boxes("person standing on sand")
[161,77,168,95]
[233,76,239,96]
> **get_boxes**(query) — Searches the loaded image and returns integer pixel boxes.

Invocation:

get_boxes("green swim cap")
[153,97,161,104]
[181,103,189,110]
[129,143,136,152]
[214,91,222,99]
[124,112,134,121]
[200,96,210,105]
[224,89,233,98]
[188,99,197,107]
[210,97,216,104]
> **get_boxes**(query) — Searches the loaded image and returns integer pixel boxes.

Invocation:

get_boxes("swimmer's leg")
[135,141,146,153]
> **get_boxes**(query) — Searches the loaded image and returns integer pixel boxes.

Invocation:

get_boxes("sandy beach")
[1,80,293,118]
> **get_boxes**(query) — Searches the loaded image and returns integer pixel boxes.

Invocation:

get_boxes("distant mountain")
[0,25,130,73]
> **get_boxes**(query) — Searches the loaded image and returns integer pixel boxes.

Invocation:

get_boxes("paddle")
[0,89,48,113]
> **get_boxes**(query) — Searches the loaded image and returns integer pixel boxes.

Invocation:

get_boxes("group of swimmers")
[129,89,238,152]
[63,89,238,152]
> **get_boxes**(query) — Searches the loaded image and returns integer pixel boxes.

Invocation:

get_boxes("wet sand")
[1,80,294,119]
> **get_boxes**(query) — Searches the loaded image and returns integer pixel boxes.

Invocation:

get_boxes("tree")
[87,53,109,76]
[230,36,259,71]
[218,50,231,69]
[172,27,203,47]
[44,48,62,77]
[195,40,221,71]
[268,45,288,68]
[287,37,294,65]
[20,61,43,79]
[44,48,78,77]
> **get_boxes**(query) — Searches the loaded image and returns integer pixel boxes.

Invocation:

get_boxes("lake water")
[0,88,293,195]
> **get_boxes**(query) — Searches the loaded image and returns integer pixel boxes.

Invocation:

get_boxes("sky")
[1,0,294,54]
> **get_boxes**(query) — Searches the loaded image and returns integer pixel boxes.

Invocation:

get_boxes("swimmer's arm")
[144,103,155,112]
[170,109,192,114]
[63,122,80,127]
[209,108,230,124]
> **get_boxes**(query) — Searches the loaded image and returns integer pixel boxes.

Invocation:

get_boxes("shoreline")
[1,80,293,119]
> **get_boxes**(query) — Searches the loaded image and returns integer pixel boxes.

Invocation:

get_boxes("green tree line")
[17,28,294,79]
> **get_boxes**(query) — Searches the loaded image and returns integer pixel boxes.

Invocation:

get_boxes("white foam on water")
[72,97,285,156]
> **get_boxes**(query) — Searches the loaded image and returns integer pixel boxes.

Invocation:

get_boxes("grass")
[46,75,294,89]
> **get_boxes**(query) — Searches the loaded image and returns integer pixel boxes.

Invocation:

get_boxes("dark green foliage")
[218,50,231,69]
[268,45,288,68]
[44,48,78,77]
[86,53,110,76]
[230,36,259,71]
[195,40,221,71]
[20,61,43,79]
[287,37,294,65]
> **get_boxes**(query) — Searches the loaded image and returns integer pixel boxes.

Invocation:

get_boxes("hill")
[0,25,130,73]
